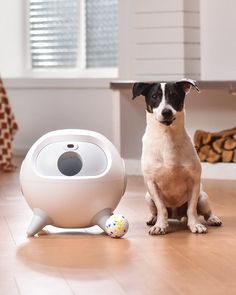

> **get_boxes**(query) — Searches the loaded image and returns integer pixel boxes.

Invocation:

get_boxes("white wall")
[200,0,236,80]
[5,79,115,154]
[0,0,25,77]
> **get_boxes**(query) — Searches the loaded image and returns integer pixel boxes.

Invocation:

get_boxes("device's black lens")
[67,144,74,148]
[57,152,83,176]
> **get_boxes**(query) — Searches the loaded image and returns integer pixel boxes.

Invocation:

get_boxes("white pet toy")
[20,129,129,238]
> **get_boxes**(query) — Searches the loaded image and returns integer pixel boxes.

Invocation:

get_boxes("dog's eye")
[152,92,161,99]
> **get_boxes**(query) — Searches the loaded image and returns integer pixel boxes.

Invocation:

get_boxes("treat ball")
[105,214,129,238]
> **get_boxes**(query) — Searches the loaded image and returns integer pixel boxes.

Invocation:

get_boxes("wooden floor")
[1,157,236,295]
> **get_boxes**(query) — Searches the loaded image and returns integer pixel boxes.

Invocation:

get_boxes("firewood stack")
[194,127,236,163]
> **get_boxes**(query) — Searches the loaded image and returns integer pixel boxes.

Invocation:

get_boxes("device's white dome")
[20,129,127,237]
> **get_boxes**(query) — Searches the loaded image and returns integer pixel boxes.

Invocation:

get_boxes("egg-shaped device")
[20,129,128,237]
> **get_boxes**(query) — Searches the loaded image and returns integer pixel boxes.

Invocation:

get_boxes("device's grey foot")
[92,208,112,233]
[27,208,52,237]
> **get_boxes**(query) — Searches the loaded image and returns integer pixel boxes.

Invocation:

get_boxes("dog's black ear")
[176,78,200,94]
[132,82,153,99]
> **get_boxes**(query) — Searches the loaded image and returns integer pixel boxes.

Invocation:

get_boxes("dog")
[132,79,222,235]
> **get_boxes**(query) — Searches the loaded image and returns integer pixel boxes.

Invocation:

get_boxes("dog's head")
[132,79,200,126]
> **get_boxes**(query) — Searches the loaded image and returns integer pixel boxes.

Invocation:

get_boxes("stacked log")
[194,127,236,163]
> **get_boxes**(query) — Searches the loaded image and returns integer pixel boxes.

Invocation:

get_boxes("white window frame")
[25,0,118,78]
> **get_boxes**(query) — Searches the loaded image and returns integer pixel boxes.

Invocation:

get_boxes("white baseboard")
[124,158,236,180]
[124,159,142,175]
[201,162,236,180]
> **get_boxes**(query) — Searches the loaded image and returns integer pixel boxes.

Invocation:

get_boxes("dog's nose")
[161,108,173,119]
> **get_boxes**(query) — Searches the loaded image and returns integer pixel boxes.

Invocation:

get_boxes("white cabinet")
[118,0,200,81]
[119,0,236,81]
[200,0,236,80]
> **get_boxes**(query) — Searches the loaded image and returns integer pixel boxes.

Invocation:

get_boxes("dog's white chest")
[141,123,201,208]
[142,126,198,166]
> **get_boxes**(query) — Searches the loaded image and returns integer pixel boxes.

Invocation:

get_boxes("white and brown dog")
[132,79,222,235]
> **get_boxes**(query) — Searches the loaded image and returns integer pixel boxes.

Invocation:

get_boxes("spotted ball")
[105,214,129,238]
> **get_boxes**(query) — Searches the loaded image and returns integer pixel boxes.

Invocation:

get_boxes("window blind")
[86,0,118,68]
[29,0,118,70]
[29,0,78,69]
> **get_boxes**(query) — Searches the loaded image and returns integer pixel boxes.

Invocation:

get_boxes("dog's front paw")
[207,215,222,226]
[149,225,167,235]
[149,220,168,235]
[188,222,207,234]
[146,215,157,226]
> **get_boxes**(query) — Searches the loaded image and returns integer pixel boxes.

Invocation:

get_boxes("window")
[29,0,118,72]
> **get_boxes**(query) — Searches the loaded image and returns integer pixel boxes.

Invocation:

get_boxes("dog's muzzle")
[160,119,175,126]
[160,108,175,126]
